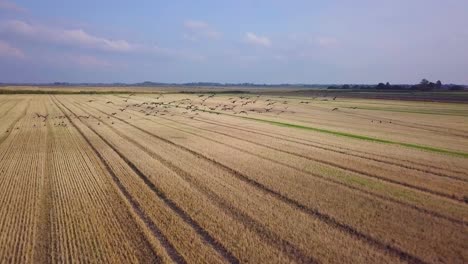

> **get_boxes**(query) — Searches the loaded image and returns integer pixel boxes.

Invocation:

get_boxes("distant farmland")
[0,91,467,263]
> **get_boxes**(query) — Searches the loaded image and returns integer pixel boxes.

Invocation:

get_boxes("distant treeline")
[180,90,249,94]
[1,79,466,91]
[0,89,147,95]
[0,81,328,89]
[328,79,466,91]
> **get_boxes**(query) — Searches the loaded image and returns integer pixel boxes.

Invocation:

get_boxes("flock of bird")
[95,94,342,121]
[3,94,393,134]
[79,94,298,123]
[82,94,396,128]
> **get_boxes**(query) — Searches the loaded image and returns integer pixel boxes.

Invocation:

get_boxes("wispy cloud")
[60,29,134,52]
[68,54,112,68]
[0,0,26,13]
[0,19,205,62]
[138,44,205,61]
[316,37,338,47]
[183,20,221,40]
[0,40,24,58]
[1,20,135,52]
[244,32,271,47]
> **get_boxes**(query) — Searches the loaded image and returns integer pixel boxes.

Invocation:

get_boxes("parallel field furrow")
[67,98,437,264]
[87,100,468,223]
[121,94,468,176]
[44,96,162,263]
[83,96,468,264]
[60,97,417,262]
[120,107,466,202]
[53,96,230,264]
[193,116,468,182]
[75,100,468,225]
[0,99,30,148]
[69,100,319,263]
[0,99,47,264]
[1,93,467,264]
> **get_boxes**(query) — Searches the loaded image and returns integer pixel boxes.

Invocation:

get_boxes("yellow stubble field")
[0,92,467,263]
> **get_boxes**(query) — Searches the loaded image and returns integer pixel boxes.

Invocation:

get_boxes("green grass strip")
[198,108,468,158]
[139,99,468,158]
[343,106,468,117]
[243,116,468,158]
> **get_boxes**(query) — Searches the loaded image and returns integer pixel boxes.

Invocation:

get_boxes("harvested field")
[0,93,467,263]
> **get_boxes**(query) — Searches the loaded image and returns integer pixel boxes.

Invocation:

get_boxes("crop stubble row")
[63,95,467,263]
[0,94,467,264]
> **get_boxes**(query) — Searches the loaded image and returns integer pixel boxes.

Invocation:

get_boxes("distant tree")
[448,85,464,91]
[342,84,350,89]
[436,80,442,89]
[416,78,435,91]
[392,85,406,90]
[420,79,430,86]
[376,83,386,89]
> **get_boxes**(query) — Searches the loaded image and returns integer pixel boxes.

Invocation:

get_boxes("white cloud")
[0,40,24,58]
[1,20,135,52]
[0,0,26,13]
[60,29,134,52]
[1,20,35,35]
[316,37,338,47]
[184,20,209,30]
[183,20,221,40]
[0,20,206,63]
[245,32,271,47]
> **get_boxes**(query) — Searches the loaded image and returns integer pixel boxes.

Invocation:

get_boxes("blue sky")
[0,0,467,84]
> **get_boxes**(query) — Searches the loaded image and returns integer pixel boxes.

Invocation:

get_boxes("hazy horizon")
[1,0,467,84]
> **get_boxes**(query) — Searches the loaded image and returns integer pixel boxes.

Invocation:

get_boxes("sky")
[0,0,467,84]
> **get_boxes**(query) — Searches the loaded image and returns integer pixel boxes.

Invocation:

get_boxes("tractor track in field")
[32,100,52,264]
[46,97,163,263]
[55,97,239,264]
[70,101,319,264]
[75,99,427,264]
[51,97,178,264]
